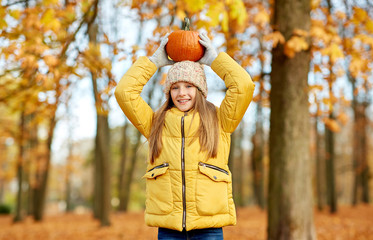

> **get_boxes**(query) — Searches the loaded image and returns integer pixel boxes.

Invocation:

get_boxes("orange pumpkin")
[166,18,205,62]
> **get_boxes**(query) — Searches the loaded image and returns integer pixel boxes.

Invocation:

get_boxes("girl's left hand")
[149,33,175,68]
[198,32,218,66]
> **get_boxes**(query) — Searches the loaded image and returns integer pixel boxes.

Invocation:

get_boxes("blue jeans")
[158,227,223,240]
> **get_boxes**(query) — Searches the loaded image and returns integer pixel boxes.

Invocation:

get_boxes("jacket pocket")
[196,162,231,216]
[142,163,173,215]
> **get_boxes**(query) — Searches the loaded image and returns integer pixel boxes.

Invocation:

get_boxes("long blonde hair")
[148,90,219,164]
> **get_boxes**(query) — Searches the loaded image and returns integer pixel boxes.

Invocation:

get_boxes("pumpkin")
[166,18,205,62]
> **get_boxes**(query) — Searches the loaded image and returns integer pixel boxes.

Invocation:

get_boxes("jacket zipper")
[181,114,187,229]
[199,162,229,175]
[147,162,169,172]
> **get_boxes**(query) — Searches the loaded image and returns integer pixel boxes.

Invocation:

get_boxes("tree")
[87,23,113,227]
[267,0,316,239]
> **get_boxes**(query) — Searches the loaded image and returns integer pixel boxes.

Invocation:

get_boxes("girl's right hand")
[149,33,175,68]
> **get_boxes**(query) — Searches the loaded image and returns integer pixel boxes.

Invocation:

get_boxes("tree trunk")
[65,138,73,212]
[325,112,337,213]
[33,114,56,221]
[235,126,244,207]
[14,110,25,222]
[228,131,238,202]
[251,82,265,209]
[121,131,142,211]
[93,127,102,219]
[118,123,129,211]
[267,0,316,238]
[0,181,4,205]
[315,114,325,211]
[26,113,37,216]
[89,23,111,226]
[352,101,369,204]
[96,114,111,226]
[120,69,160,211]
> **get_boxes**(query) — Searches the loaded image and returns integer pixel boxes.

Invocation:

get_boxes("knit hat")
[164,61,207,98]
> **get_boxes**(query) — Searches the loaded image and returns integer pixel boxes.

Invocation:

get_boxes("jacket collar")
[169,107,196,116]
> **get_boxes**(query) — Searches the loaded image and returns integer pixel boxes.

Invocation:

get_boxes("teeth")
[179,100,189,103]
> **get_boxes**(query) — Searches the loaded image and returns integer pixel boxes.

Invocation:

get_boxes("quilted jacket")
[114,52,255,231]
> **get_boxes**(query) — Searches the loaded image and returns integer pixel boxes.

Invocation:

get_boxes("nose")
[178,86,186,96]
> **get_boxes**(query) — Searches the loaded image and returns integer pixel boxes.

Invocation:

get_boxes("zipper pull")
[199,162,206,169]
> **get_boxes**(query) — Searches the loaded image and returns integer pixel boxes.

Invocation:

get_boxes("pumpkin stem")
[182,17,190,31]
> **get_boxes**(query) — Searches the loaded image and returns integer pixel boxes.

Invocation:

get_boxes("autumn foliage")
[0,0,372,238]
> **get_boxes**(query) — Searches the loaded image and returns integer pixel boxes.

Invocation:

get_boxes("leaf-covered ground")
[0,205,372,240]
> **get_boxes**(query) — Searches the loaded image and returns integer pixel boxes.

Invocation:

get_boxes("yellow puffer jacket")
[115,52,255,231]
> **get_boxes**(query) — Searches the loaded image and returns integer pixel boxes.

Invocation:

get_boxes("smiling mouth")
[178,99,190,104]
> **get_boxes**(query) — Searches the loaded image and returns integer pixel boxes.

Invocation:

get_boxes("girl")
[115,33,255,240]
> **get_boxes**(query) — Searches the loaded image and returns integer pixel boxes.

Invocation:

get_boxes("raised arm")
[115,34,174,138]
[211,52,255,133]
[114,57,156,138]
[198,33,255,133]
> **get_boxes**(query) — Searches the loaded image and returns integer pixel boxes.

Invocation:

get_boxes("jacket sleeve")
[211,52,255,133]
[114,56,157,138]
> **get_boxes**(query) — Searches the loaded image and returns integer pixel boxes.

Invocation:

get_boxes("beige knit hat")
[164,61,207,98]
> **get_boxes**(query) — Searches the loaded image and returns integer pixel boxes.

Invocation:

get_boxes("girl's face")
[170,82,197,112]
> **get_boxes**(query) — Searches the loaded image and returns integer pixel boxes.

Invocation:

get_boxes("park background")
[0,0,372,239]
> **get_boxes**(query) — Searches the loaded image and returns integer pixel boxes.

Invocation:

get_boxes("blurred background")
[0,0,372,238]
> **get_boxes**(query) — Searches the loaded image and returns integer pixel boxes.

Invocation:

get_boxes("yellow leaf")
[323,118,341,132]
[353,7,367,22]
[222,11,229,32]
[241,56,254,67]
[9,9,21,20]
[229,0,247,27]
[314,64,322,73]
[310,84,323,91]
[132,45,140,53]
[337,112,349,126]
[176,9,186,20]
[196,20,211,31]
[322,98,331,106]
[366,20,373,34]
[310,25,326,39]
[329,43,343,64]
[343,38,353,50]
[263,31,285,48]
[293,28,309,37]
[44,55,59,68]
[284,36,309,58]
[206,1,225,27]
[185,0,206,14]
[311,0,320,9]
[160,73,167,85]
[41,8,55,25]
[322,96,335,111]
[43,0,59,5]
[252,94,260,102]
[349,57,366,78]
[0,19,7,29]
[254,8,269,27]
[335,11,346,21]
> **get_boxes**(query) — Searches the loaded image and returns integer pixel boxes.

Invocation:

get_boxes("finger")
[199,33,207,41]
[199,32,210,42]
[160,38,169,47]
[199,39,209,48]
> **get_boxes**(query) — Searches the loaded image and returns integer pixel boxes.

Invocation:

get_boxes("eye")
[186,84,193,88]
[171,86,179,90]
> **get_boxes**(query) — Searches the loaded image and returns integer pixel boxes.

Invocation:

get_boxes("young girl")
[115,33,255,239]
